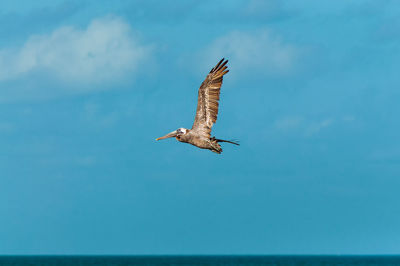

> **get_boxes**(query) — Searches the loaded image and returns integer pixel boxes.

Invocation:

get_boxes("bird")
[156,58,239,154]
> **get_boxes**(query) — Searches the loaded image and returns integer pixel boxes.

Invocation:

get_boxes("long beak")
[156,130,178,141]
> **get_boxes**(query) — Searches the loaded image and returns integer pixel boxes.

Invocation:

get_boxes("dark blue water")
[0,256,399,266]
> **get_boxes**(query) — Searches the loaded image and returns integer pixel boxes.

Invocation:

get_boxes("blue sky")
[1,0,400,255]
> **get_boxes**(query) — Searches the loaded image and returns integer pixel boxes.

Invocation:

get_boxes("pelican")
[156,58,239,154]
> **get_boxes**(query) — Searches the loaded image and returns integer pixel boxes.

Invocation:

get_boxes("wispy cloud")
[275,116,303,130]
[304,118,334,137]
[200,29,300,77]
[275,116,335,137]
[0,15,151,87]
[342,115,356,122]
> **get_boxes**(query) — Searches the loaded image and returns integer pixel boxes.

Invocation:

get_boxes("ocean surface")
[0,256,399,266]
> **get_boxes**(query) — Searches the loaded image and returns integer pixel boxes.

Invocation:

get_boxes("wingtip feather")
[210,58,229,73]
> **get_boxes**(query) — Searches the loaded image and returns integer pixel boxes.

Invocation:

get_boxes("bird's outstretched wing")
[191,58,229,138]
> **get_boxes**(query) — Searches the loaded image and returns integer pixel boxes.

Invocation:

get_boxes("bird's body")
[156,59,238,154]
[177,130,223,153]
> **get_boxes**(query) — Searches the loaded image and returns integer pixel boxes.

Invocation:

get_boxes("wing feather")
[191,58,229,138]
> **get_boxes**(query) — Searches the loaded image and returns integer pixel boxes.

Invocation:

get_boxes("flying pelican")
[156,58,239,154]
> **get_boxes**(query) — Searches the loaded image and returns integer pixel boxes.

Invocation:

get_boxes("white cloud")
[275,116,303,130]
[201,29,299,76]
[343,115,356,122]
[304,118,334,137]
[0,16,151,87]
[274,116,334,137]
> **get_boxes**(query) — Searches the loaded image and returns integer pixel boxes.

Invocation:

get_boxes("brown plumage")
[156,58,239,154]
[192,58,229,138]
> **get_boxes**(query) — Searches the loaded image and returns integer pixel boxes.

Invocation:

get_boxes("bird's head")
[156,128,189,141]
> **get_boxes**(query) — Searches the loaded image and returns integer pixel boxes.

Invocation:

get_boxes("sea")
[0,256,399,266]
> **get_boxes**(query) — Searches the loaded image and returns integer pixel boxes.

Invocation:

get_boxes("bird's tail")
[212,137,240,146]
